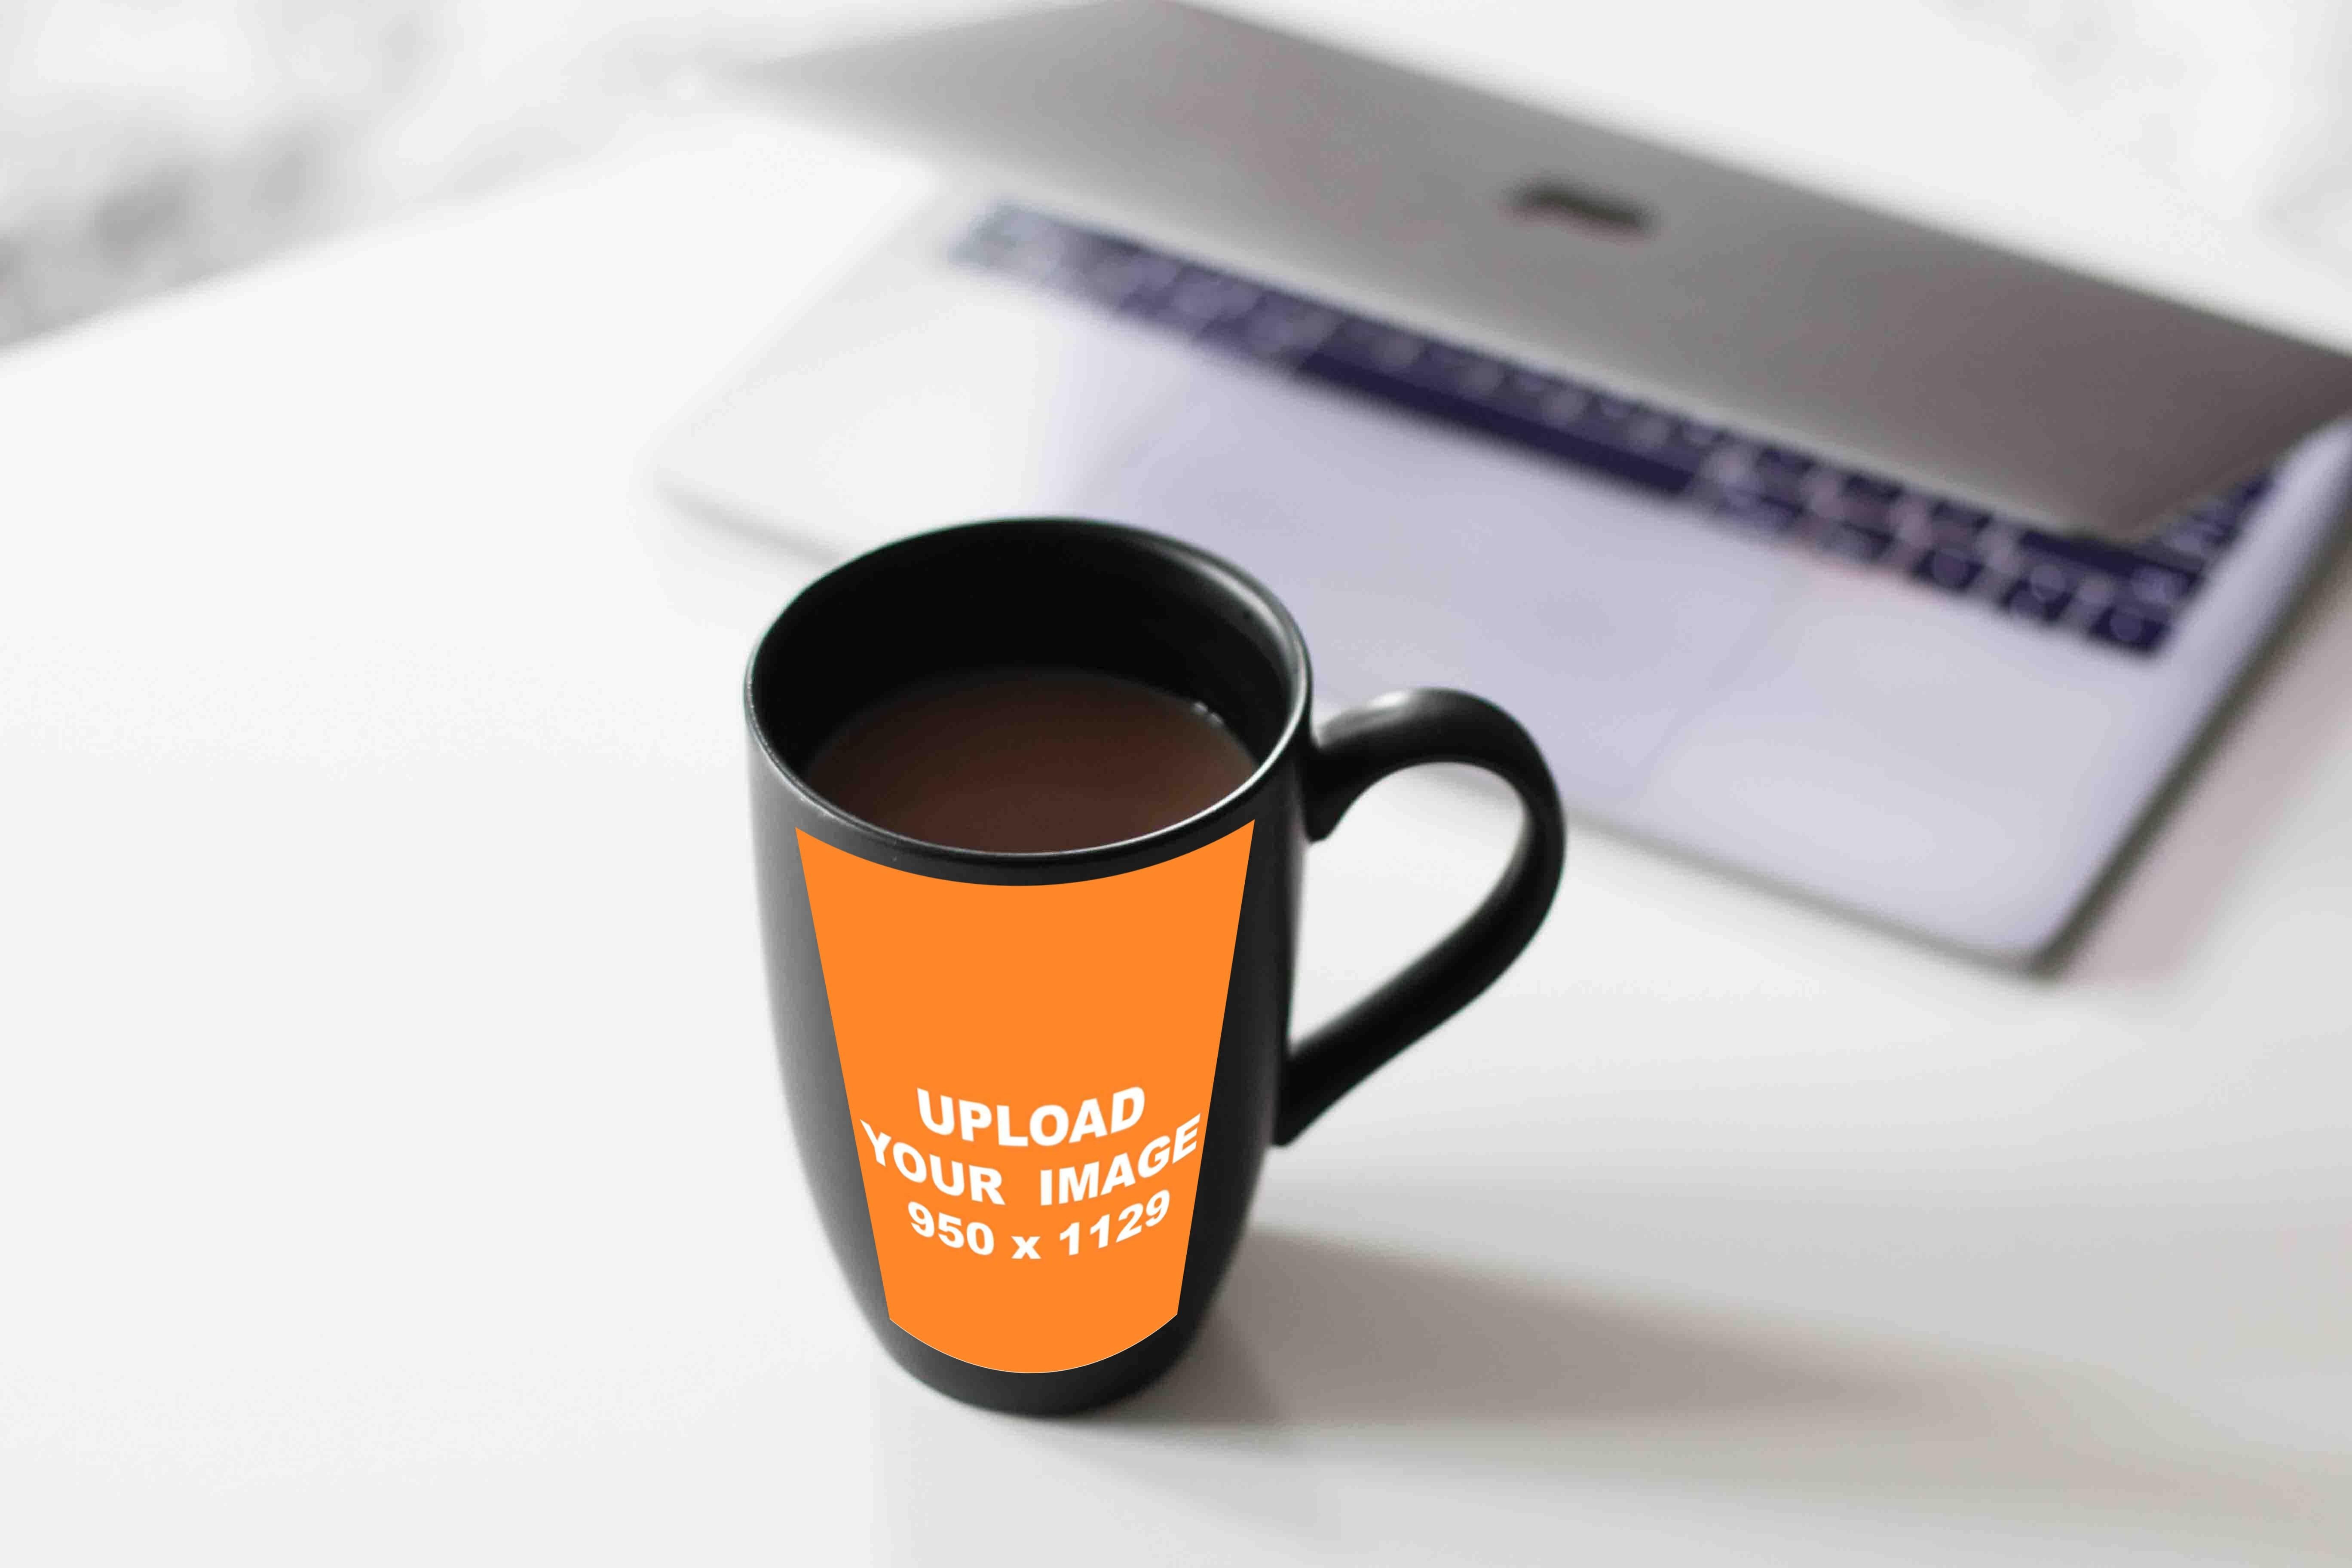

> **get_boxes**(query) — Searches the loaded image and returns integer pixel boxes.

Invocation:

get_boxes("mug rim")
[744,517,1314,869]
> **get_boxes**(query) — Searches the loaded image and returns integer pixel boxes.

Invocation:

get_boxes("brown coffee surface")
[803,667,1257,853]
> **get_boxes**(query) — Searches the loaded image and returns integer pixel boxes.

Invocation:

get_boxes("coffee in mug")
[803,667,1256,853]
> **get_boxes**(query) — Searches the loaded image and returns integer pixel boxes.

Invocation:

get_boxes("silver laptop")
[656,0,2352,964]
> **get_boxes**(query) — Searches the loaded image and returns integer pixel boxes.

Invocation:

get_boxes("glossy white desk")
[6,109,2352,1565]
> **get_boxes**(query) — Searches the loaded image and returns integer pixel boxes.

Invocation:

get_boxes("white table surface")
[6,80,2352,1565]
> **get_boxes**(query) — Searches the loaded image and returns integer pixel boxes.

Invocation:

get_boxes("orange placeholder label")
[797,823,1254,1373]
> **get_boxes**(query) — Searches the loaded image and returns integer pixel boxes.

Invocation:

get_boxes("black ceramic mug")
[745,519,1565,1414]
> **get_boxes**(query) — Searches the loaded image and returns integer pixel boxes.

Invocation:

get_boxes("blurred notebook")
[657,3,2352,962]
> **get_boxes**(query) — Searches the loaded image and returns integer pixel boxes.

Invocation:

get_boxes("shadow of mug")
[864,1222,2352,1561]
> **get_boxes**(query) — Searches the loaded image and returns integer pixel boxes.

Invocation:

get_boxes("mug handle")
[1277,689,1568,1144]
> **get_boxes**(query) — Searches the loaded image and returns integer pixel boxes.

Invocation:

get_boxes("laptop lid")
[745,0,2352,541]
